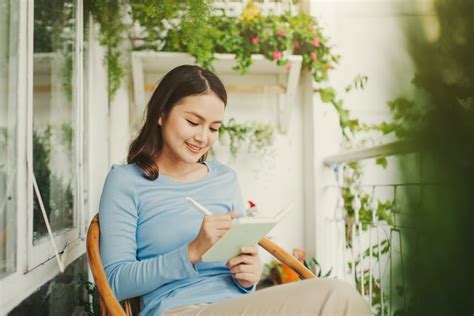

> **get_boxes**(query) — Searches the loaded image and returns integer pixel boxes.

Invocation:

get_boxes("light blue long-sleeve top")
[99,160,253,315]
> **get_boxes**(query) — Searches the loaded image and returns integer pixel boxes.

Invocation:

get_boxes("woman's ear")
[158,116,162,126]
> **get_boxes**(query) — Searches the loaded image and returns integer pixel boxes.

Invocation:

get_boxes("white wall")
[109,75,132,166]
[308,0,434,275]
[85,20,117,218]
[212,74,308,263]
[86,18,133,217]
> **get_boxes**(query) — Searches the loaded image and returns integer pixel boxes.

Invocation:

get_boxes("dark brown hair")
[128,65,227,180]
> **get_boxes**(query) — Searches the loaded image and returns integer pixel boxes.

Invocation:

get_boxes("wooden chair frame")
[86,214,315,316]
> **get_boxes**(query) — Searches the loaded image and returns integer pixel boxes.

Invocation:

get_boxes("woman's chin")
[183,147,208,163]
[180,152,202,164]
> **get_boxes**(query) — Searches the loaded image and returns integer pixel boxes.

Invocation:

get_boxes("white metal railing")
[322,140,418,315]
[323,141,416,166]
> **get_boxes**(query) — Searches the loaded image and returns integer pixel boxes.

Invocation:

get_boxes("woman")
[99,65,370,315]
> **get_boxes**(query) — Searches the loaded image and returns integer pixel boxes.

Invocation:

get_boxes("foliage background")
[395,0,474,314]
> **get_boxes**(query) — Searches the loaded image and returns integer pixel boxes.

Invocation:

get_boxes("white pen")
[186,197,212,216]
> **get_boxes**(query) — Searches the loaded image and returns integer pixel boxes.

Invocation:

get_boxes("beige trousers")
[164,278,371,316]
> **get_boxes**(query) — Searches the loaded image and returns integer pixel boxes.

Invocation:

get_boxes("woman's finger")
[212,221,232,230]
[233,272,257,283]
[227,254,259,268]
[230,263,259,274]
[209,210,238,221]
[239,246,258,255]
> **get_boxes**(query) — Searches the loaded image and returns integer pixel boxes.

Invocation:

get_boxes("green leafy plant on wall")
[341,162,394,241]
[84,0,215,98]
[85,0,127,99]
[130,0,214,67]
[85,1,339,100]
[158,4,339,81]
[215,118,274,159]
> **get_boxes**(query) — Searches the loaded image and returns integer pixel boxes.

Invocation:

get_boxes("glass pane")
[0,0,18,277]
[33,0,77,240]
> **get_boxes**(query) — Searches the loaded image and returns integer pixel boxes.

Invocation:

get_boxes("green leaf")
[323,267,333,277]
[377,204,394,226]
[375,157,388,169]
[319,87,336,103]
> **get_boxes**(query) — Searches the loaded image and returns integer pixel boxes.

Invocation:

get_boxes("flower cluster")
[152,4,339,83]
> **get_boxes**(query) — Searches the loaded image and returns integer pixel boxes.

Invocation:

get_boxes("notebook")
[201,204,292,262]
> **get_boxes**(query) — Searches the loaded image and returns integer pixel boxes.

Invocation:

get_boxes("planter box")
[131,51,302,133]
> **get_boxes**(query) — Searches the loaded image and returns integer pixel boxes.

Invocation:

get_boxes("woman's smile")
[185,142,202,154]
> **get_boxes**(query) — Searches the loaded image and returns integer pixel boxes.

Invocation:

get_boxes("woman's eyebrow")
[184,111,222,124]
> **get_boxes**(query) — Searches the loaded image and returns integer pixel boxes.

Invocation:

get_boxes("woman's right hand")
[188,210,238,264]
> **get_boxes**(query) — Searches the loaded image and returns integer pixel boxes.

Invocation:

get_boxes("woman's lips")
[185,142,202,154]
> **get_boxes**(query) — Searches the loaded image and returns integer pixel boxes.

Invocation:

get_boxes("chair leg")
[124,300,132,316]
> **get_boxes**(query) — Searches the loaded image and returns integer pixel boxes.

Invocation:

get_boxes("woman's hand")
[227,246,261,289]
[188,210,238,264]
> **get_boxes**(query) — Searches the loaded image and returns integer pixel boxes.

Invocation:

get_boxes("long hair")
[128,65,227,180]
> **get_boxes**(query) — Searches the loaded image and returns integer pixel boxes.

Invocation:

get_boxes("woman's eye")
[186,120,198,126]
[210,127,219,133]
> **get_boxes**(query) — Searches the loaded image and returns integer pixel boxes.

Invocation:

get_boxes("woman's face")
[158,92,225,165]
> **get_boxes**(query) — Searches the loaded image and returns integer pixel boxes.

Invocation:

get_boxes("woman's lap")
[164,278,371,316]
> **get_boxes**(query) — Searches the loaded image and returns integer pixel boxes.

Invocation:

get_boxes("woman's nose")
[194,127,208,144]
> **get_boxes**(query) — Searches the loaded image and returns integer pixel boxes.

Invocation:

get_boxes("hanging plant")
[84,0,214,98]
[85,0,128,99]
[86,1,340,99]
[217,118,274,159]
[143,3,340,82]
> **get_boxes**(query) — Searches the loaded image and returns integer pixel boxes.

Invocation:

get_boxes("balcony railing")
[321,140,421,315]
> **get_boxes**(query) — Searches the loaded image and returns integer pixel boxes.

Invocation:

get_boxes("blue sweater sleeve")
[99,166,198,301]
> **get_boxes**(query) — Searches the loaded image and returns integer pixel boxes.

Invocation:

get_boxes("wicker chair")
[86,214,315,316]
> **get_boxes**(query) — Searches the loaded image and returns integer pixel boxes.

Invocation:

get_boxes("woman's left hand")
[227,246,261,288]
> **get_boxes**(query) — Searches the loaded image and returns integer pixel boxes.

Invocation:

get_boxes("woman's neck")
[155,154,204,181]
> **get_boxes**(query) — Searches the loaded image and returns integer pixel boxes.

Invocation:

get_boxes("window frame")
[0,0,19,278]
[26,0,84,272]
[0,0,87,312]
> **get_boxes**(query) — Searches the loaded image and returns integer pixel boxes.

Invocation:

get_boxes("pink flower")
[272,51,282,60]
[294,41,301,49]
[278,29,285,36]
[311,52,318,61]
[313,38,320,47]
[251,37,259,45]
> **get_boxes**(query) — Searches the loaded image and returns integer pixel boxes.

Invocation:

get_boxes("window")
[32,0,77,239]
[0,0,88,312]
[0,0,18,278]
[28,0,83,270]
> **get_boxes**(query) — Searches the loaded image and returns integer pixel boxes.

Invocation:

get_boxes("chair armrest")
[258,237,316,280]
